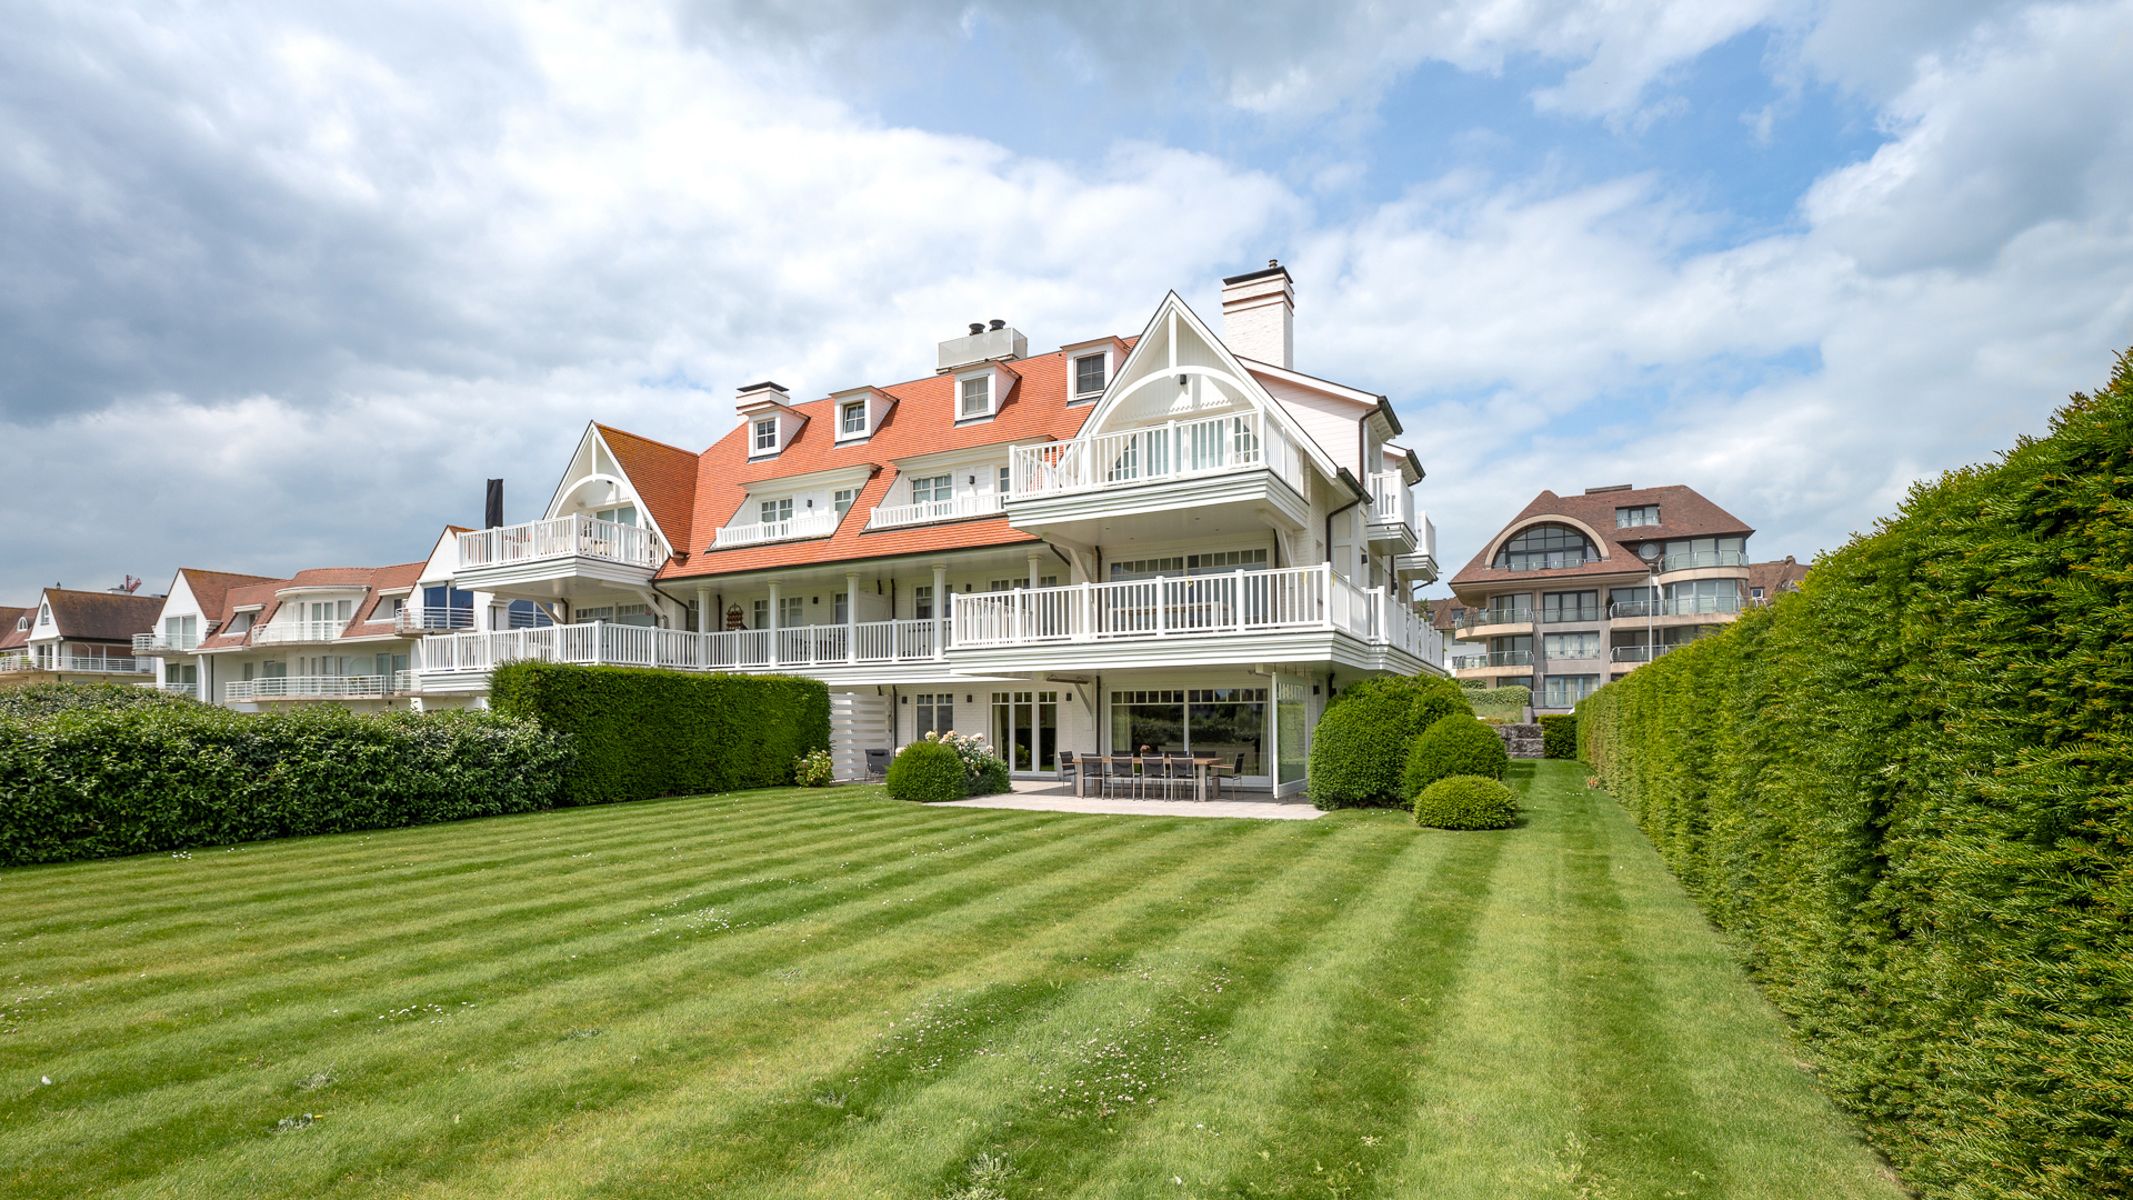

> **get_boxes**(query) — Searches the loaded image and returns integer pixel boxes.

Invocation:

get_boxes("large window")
[1540,590,1598,622]
[991,690,1059,772]
[1543,631,1601,660]
[910,474,952,504]
[1664,578,1744,614]
[912,584,934,621]
[1110,688,1266,776]
[1542,675,1599,708]
[1109,548,1268,580]
[1072,353,1106,402]
[833,487,858,516]
[592,503,637,526]
[421,585,476,630]
[915,693,954,738]
[1492,523,1597,572]
[1615,504,1660,527]
[1652,535,1748,570]
[578,602,654,627]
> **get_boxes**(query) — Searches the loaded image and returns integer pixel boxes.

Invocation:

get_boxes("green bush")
[1412,775,1519,830]
[491,663,828,804]
[0,681,200,718]
[1308,674,1473,810]
[0,705,571,866]
[1577,350,2133,1200]
[885,740,966,803]
[1539,713,1577,759]
[1401,713,1509,798]
[1463,684,1530,724]
[793,749,834,787]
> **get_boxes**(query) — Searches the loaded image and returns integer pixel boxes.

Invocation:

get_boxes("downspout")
[1325,468,1367,568]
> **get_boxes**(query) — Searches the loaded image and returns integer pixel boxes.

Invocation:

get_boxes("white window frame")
[910,474,953,504]
[752,417,778,455]
[1070,351,1108,404]
[833,487,858,516]
[759,497,794,526]
[838,400,867,439]
[956,372,994,421]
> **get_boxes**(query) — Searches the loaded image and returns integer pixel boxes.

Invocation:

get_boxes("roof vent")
[937,321,1028,373]
[1584,483,1633,494]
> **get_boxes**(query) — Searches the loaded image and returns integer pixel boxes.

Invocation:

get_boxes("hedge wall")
[0,705,571,866]
[1538,713,1576,759]
[491,662,829,804]
[1577,353,2133,1200]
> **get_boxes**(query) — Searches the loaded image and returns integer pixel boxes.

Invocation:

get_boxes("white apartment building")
[408,265,1443,791]
[0,588,162,685]
[136,529,551,708]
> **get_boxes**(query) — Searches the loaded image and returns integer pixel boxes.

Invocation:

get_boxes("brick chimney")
[1220,260,1294,369]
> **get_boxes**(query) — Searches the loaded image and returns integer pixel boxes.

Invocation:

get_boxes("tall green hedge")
[0,705,571,866]
[1578,352,2133,1200]
[1538,713,1577,758]
[490,662,828,804]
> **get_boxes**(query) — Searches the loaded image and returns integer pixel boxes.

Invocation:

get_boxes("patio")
[929,777,1321,821]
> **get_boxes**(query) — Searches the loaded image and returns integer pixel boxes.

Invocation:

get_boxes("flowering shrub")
[792,748,834,787]
[886,731,1010,802]
[927,730,1011,796]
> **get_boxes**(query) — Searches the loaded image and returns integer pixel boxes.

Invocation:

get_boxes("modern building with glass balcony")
[1431,483,1802,712]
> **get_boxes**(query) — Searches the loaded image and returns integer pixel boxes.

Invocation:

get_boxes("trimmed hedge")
[1401,713,1509,798]
[0,705,571,866]
[1463,684,1530,724]
[491,662,828,804]
[1308,674,1472,810]
[885,741,966,803]
[1412,775,1518,830]
[1577,352,2133,1200]
[0,681,200,718]
[1539,713,1577,759]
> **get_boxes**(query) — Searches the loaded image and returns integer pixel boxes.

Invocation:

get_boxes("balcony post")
[845,573,859,664]
[931,564,947,658]
[767,581,782,666]
[592,620,603,666]
[1234,569,1248,632]
[1155,577,1168,637]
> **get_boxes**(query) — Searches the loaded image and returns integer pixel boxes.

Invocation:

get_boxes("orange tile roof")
[175,569,283,628]
[593,425,700,558]
[594,340,1132,583]
[196,560,424,650]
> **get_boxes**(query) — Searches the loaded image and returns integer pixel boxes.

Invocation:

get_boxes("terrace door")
[990,690,1059,774]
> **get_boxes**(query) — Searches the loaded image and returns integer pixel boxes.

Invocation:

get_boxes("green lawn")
[0,761,1902,1199]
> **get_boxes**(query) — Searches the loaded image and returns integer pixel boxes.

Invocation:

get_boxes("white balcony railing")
[458,514,668,572]
[949,563,1441,663]
[0,652,150,675]
[415,618,943,676]
[1455,606,1534,631]
[134,632,200,654]
[394,606,475,633]
[224,673,409,702]
[867,492,1005,530]
[1008,411,1305,500]
[250,620,355,646]
[1366,470,1417,534]
[713,509,841,549]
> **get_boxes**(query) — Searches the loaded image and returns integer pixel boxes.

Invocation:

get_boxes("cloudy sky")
[4,0,2130,600]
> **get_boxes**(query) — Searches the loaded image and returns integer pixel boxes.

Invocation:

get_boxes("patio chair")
[1105,755,1138,800]
[1056,751,1077,794]
[1211,752,1246,802]
[864,748,891,781]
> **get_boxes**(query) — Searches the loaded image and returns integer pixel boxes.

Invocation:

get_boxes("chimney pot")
[989,318,1005,331]
[968,322,985,336]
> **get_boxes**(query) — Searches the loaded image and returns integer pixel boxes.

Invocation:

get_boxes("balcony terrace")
[454,515,670,597]
[224,673,412,702]
[1005,411,1311,538]
[1365,470,1419,553]
[866,493,1004,531]
[712,509,841,549]
[132,632,201,655]
[414,617,946,684]
[0,652,150,675]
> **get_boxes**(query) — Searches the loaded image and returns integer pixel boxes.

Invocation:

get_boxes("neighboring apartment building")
[136,529,552,708]
[0,587,162,685]
[412,265,1443,790]
[1435,484,1782,712]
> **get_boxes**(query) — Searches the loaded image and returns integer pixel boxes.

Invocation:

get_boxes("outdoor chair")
[864,748,890,781]
[1105,755,1138,800]
[1057,751,1077,791]
[1211,752,1246,802]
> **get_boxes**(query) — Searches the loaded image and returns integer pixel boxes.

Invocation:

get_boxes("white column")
[931,563,948,658]
[845,573,860,663]
[1027,553,1041,589]
[767,581,782,666]
[695,587,710,634]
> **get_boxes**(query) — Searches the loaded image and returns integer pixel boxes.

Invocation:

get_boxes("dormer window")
[752,418,778,455]
[1072,352,1107,403]
[839,401,866,438]
[1615,504,1660,528]
[958,374,993,420]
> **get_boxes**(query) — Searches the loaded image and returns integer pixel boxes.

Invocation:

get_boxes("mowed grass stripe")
[1,796,1023,1018]
[747,819,1419,1199]
[0,787,873,936]
[1570,772,1903,1198]
[1,810,1202,1193]
[91,817,1293,1199]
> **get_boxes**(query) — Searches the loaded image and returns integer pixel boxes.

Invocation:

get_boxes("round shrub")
[1308,674,1473,810]
[1413,775,1519,830]
[884,741,966,803]
[1401,713,1510,798]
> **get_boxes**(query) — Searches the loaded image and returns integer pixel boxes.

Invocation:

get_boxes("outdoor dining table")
[1072,755,1226,802]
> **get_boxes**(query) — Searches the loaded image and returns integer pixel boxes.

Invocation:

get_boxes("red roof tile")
[0,606,29,652]
[593,425,701,558]
[195,560,424,650]
[39,589,164,644]
[174,569,283,628]
[611,341,1129,583]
